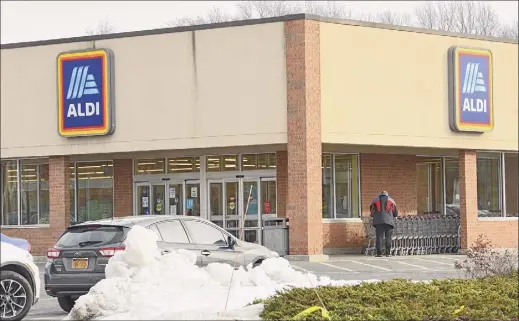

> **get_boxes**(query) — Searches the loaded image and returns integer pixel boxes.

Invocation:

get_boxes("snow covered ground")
[66,225,378,320]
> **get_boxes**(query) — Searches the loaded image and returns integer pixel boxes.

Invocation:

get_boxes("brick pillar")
[49,156,70,241]
[276,151,288,218]
[285,19,324,258]
[505,154,518,216]
[459,150,477,250]
[114,159,133,217]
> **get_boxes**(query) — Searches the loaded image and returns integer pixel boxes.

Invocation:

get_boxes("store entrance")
[208,177,276,244]
[135,181,185,215]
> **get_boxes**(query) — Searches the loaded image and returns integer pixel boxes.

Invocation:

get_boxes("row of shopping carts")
[363,215,460,256]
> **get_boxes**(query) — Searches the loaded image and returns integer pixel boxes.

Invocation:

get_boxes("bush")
[455,234,518,278]
[260,273,518,320]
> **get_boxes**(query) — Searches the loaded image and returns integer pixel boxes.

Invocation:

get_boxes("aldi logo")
[57,49,115,137]
[448,46,493,133]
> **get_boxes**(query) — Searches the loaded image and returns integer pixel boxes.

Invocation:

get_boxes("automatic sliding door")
[225,181,240,231]
[136,183,151,215]
[207,178,269,244]
[167,183,183,215]
[186,182,201,216]
[242,180,260,244]
[209,181,224,226]
[151,183,166,214]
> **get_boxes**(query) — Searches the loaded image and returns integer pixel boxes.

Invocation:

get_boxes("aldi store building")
[1,14,517,258]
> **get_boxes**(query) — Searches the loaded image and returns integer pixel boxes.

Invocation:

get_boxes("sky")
[1,1,518,44]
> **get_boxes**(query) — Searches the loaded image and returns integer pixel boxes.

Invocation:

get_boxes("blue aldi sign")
[448,46,493,132]
[57,49,115,137]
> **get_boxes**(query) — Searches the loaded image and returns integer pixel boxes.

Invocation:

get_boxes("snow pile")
[68,226,376,320]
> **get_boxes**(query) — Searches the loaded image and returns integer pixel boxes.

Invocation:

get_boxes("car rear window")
[56,225,129,248]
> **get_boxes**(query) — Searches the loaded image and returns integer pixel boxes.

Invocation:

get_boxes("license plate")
[72,258,88,269]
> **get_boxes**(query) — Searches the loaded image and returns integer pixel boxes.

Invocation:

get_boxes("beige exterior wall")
[1,22,287,159]
[320,22,518,151]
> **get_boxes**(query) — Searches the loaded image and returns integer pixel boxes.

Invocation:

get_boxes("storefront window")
[223,155,237,171]
[321,154,361,219]
[207,156,221,172]
[416,158,443,215]
[1,159,50,226]
[39,164,49,224]
[241,153,276,171]
[168,157,200,173]
[75,161,114,223]
[444,158,459,216]
[505,153,518,217]
[206,155,238,172]
[134,158,165,175]
[476,153,502,217]
[70,164,76,223]
[334,154,360,218]
[242,154,258,170]
[322,154,333,219]
[1,160,18,226]
[267,153,276,169]
[20,164,38,225]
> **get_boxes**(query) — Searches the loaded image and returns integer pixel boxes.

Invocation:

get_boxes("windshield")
[56,225,129,248]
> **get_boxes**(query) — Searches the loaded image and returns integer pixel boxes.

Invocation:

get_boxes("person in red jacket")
[370,191,399,257]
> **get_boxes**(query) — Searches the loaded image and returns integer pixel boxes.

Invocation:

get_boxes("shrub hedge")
[260,273,518,321]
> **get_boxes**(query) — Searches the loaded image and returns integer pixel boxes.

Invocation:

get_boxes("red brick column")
[49,156,71,241]
[360,154,418,216]
[114,159,133,217]
[276,151,288,218]
[285,19,324,257]
[505,154,518,216]
[459,150,477,250]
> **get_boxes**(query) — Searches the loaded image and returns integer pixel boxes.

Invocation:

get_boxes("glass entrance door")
[208,179,261,244]
[167,183,183,215]
[241,180,259,243]
[135,182,183,215]
[136,183,152,215]
[152,183,166,214]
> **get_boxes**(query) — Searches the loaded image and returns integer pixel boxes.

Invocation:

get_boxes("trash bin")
[262,217,289,257]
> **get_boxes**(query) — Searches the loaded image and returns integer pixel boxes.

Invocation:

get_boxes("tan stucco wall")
[1,22,287,159]
[320,22,518,151]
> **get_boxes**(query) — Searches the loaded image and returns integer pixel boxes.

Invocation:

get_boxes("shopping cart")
[363,214,460,256]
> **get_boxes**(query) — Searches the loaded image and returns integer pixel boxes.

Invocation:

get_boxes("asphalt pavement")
[25,263,68,321]
[24,254,466,320]
[289,254,466,281]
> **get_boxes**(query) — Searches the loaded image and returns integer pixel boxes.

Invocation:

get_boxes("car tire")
[57,296,76,313]
[0,270,34,321]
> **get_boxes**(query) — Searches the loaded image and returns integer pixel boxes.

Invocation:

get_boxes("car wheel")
[57,296,76,313]
[0,270,34,321]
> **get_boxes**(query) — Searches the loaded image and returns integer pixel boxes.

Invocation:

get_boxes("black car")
[44,215,276,312]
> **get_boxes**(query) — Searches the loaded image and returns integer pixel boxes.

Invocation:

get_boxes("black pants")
[375,224,393,255]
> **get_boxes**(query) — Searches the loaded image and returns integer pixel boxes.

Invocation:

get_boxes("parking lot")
[289,254,466,282]
[26,254,465,320]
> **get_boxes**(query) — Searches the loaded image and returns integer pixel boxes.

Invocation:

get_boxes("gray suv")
[44,215,277,312]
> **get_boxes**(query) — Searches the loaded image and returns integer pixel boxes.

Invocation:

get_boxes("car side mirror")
[227,236,236,249]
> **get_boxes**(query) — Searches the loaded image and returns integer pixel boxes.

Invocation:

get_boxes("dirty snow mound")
[68,225,375,320]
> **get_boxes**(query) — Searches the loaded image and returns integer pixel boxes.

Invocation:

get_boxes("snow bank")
[68,226,376,320]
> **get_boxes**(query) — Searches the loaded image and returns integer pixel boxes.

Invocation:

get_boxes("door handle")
[161,249,171,255]
[201,250,211,256]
